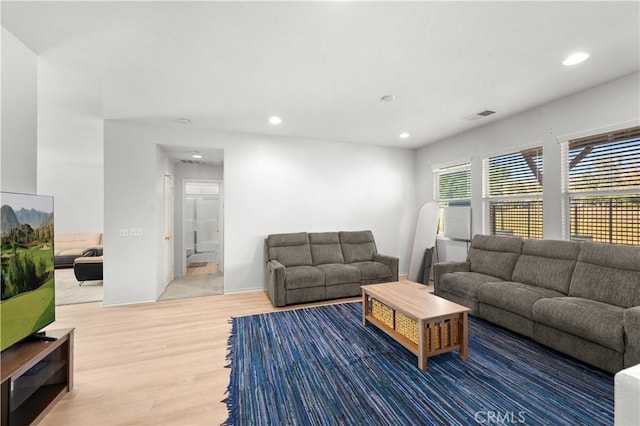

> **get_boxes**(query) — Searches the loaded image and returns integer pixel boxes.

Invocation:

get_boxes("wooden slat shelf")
[365,314,419,355]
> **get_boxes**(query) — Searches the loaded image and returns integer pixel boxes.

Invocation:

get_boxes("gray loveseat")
[434,234,640,373]
[265,230,399,307]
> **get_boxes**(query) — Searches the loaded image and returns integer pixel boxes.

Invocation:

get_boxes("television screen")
[0,192,55,351]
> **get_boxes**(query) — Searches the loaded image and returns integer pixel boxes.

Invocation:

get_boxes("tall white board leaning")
[407,201,440,282]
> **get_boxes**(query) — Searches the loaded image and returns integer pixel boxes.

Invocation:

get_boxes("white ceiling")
[161,144,224,165]
[2,1,639,149]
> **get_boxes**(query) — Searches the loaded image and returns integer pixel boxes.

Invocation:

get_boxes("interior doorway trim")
[164,173,175,287]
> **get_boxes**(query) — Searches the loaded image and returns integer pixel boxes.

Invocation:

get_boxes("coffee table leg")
[459,312,468,361]
[362,292,369,326]
[418,320,428,371]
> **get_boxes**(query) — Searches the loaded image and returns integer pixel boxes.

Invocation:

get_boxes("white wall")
[416,72,640,262]
[172,161,224,277]
[1,28,37,194]
[36,52,104,233]
[0,28,103,232]
[104,121,416,306]
[103,124,157,304]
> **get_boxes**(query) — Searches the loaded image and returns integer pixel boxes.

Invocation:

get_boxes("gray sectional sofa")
[265,230,398,307]
[434,234,640,373]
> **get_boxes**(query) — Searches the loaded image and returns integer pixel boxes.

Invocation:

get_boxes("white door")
[164,174,174,285]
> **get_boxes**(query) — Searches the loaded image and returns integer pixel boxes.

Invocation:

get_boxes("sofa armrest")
[373,253,399,282]
[433,261,470,295]
[266,260,286,307]
[624,306,640,368]
[82,246,103,257]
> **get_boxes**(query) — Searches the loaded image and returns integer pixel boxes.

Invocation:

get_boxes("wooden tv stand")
[1,329,74,426]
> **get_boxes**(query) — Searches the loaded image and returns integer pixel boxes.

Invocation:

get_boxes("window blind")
[568,127,640,192]
[488,147,543,196]
[185,182,220,195]
[436,163,471,202]
[483,146,543,239]
[563,126,640,245]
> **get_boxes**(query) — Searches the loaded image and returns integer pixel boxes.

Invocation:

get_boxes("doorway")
[184,180,223,275]
[157,178,224,301]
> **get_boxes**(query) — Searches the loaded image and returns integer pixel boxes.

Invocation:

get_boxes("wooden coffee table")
[362,281,470,371]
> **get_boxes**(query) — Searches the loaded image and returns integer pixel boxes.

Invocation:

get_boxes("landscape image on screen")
[0,192,55,351]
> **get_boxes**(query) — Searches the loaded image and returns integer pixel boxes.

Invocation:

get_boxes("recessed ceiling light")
[399,132,410,139]
[178,118,191,124]
[269,116,282,125]
[562,52,590,66]
[191,152,203,159]
[380,95,397,102]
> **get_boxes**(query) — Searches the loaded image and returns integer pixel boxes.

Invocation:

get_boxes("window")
[434,163,470,235]
[483,147,543,238]
[562,126,640,245]
[434,163,471,204]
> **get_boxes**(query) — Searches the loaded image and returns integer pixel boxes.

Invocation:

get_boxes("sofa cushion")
[350,261,391,281]
[568,242,640,308]
[467,235,523,281]
[267,232,313,267]
[512,239,581,294]
[73,255,104,265]
[285,266,324,290]
[439,272,503,301]
[532,297,626,353]
[54,232,102,256]
[316,264,360,286]
[57,248,87,256]
[309,232,344,265]
[478,281,565,320]
[286,287,326,305]
[339,230,377,263]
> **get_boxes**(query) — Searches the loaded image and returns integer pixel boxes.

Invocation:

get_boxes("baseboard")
[103,298,157,308]
[224,287,267,294]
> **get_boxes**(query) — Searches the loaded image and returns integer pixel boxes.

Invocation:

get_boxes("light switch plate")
[119,229,129,237]
[130,227,143,237]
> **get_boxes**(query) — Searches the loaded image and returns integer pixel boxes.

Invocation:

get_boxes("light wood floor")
[41,280,429,425]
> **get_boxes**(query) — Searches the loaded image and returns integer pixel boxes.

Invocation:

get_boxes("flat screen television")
[0,191,55,352]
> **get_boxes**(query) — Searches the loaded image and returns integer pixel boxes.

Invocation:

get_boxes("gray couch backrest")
[267,232,313,267]
[512,239,581,294]
[569,242,640,308]
[339,230,377,263]
[309,232,345,265]
[467,234,523,281]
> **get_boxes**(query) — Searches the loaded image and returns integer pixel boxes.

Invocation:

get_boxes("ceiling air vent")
[180,159,206,165]
[463,110,496,121]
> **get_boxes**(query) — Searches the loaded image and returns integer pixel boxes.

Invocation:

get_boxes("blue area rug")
[224,302,613,425]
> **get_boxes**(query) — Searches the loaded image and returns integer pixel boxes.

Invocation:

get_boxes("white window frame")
[433,162,471,236]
